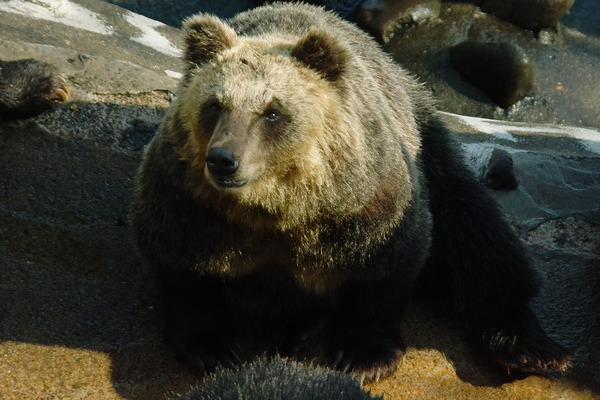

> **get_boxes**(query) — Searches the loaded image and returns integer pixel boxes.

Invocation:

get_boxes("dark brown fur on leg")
[324,279,407,384]
[417,116,572,374]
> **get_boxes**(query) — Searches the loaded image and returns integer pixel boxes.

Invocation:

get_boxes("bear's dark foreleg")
[0,59,68,120]
[324,278,406,383]
[418,117,572,373]
[161,270,243,372]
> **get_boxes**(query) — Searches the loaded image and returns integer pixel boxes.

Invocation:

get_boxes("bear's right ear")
[183,14,238,68]
[291,29,349,82]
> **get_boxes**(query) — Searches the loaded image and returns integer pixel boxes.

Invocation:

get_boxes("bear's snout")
[206,147,247,188]
[207,147,240,175]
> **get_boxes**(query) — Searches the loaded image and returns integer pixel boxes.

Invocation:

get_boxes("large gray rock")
[442,112,600,228]
[354,0,442,43]
[0,1,598,399]
[481,0,575,31]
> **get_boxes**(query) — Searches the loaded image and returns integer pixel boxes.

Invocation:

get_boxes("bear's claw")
[40,75,69,106]
[469,306,573,374]
[486,331,573,374]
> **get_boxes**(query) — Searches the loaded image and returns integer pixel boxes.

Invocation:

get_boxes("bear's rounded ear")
[183,14,238,68]
[291,29,349,82]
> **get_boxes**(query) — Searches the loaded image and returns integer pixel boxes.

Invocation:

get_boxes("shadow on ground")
[1,106,195,399]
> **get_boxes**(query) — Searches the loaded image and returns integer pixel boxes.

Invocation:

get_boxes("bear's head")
[170,14,378,230]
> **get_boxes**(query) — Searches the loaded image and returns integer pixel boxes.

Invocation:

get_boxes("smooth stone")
[355,0,442,43]
[484,148,519,190]
[481,0,576,31]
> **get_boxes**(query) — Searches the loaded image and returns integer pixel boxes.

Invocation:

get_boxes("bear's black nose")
[206,147,240,175]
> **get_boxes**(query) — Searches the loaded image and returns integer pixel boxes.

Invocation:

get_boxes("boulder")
[450,41,535,108]
[355,0,442,43]
[483,148,519,190]
[481,0,576,31]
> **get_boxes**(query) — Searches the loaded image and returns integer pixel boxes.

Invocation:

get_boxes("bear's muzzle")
[206,147,248,188]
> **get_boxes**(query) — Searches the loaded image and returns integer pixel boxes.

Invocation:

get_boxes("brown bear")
[0,59,68,120]
[130,2,571,383]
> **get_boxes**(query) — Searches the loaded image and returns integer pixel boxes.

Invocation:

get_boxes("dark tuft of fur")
[171,356,382,400]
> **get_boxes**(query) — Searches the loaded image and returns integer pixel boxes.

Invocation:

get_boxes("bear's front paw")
[0,59,69,120]
[327,325,405,384]
[470,307,572,374]
[481,328,572,374]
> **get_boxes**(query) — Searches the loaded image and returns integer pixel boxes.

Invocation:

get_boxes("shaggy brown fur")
[174,356,381,400]
[0,59,68,120]
[130,2,571,384]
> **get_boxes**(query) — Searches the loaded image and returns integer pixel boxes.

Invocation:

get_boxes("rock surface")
[103,0,256,26]
[449,41,535,108]
[355,0,442,43]
[482,148,518,190]
[481,0,575,31]
[0,1,598,399]
[383,0,600,127]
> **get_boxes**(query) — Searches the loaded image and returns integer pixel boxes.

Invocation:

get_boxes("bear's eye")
[264,109,281,123]
[200,99,222,133]
[205,101,221,116]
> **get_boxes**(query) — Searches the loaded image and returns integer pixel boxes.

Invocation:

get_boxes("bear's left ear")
[183,14,238,68]
[291,29,349,82]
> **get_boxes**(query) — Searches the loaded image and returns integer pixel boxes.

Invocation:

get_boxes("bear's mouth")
[212,176,248,188]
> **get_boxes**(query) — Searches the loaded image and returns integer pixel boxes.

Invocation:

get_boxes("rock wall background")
[0,1,598,399]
